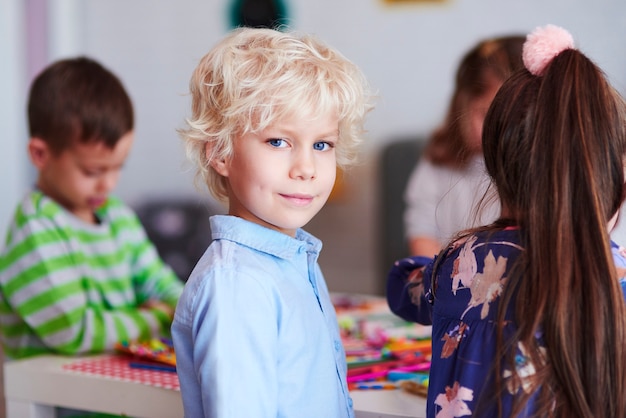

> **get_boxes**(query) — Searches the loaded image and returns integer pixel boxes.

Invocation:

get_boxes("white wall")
[3,0,626,294]
[0,1,28,249]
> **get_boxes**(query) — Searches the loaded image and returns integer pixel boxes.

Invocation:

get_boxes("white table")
[350,390,426,418]
[4,354,426,418]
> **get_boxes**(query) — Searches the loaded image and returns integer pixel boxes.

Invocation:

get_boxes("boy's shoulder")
[13,190,60,223]
[10,191,135,231]
[1,191,63,260]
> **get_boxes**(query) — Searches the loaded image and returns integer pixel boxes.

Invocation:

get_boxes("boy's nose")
[98,171,119,192]
[290,151,316,180]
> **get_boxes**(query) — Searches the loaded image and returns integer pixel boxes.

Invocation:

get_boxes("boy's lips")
[88,197,106,208]
[281,193,314,206]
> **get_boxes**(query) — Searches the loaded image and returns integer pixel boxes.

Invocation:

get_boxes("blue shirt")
[172,215,353,418]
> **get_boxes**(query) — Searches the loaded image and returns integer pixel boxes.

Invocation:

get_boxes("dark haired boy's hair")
[27,56,134,154]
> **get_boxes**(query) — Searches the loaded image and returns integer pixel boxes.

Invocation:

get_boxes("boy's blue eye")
[313,141,332,151]
[268,138,287,148]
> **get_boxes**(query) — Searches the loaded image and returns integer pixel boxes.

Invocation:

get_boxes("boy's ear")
[206,143,229,177]
[210,158,229,177]
[28,138,52,169]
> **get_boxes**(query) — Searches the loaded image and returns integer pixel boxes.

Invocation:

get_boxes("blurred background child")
[0,57,183,361]
[404,35,525,257]
[172,27,373,418]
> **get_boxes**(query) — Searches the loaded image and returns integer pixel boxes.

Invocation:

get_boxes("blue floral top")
[387,227,626,417]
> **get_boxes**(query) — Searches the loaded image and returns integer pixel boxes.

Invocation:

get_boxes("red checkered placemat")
[62,354,180,391]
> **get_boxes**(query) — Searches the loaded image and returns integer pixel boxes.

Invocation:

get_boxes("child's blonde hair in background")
[180,27,374,201]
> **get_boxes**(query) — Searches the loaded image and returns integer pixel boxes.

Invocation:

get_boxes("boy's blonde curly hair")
[179,27,374,201]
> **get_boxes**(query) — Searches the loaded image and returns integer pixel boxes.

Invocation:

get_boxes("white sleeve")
[403,159,445,241]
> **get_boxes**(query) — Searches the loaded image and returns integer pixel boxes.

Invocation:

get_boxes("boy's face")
[29,132,134,223]
[212,112,338,237]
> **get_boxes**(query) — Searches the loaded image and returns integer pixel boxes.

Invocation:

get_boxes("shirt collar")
[209,215,322,259]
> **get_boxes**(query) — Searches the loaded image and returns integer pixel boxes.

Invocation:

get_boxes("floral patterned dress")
[387,227,626,418]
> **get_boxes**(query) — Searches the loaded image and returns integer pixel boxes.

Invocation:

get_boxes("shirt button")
[334,340,341,351]
[348,398,353,407]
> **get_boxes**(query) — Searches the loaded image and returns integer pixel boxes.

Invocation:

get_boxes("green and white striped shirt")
[0,191,183,359]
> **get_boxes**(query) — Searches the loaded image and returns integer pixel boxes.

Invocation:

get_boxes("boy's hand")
[141,300,175,319]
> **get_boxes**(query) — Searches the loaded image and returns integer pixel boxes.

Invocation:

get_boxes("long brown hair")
[425,35,525,168]
[482,48,626,416]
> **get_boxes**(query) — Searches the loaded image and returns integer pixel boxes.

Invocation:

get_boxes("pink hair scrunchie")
[523,24,575,76]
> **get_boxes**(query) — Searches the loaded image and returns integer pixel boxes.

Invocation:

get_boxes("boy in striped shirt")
[0,57,183,360]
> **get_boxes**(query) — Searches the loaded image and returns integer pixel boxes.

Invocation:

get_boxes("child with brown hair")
[388,25,626,417]
[0,57,183,361]
[404,35,525,257]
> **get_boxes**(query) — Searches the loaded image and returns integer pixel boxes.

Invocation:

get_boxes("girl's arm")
[386,255,434,325]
